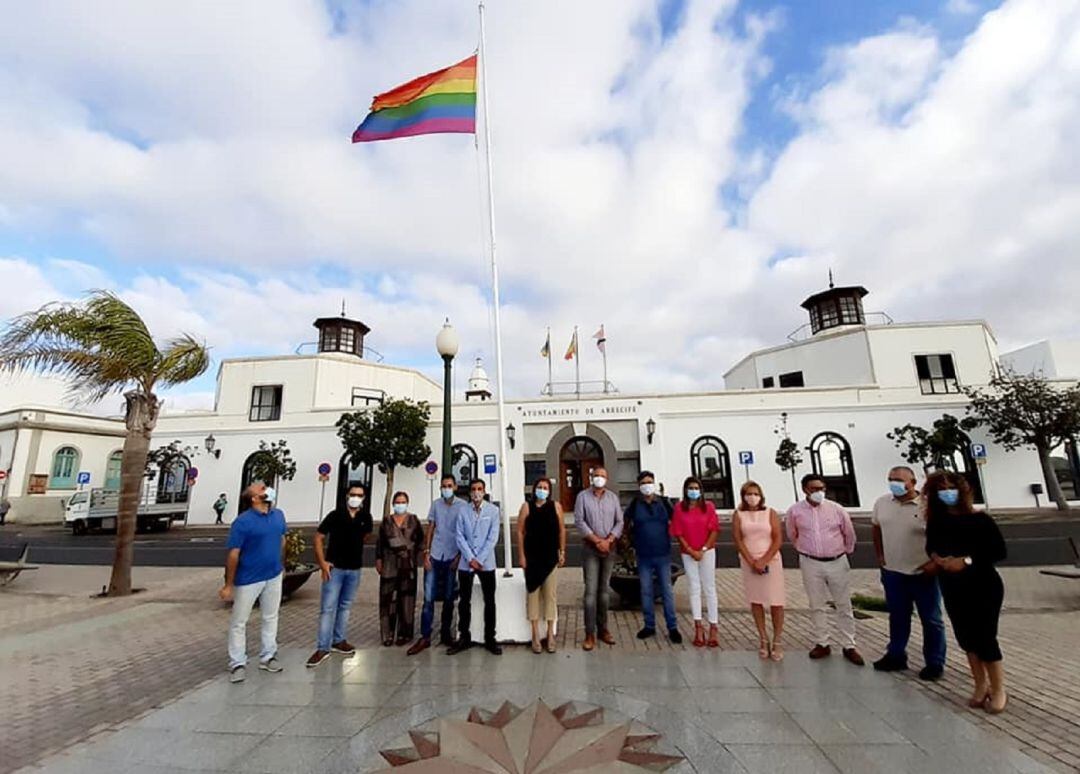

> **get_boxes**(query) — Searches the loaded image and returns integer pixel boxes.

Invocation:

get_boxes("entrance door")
[558,437,604,512]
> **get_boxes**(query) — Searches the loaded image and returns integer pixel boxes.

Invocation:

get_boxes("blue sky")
[0,0,1076,410]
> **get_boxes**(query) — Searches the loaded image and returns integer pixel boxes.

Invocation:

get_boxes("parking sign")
[738,451,754,466]
[970,443,987,459]
[76,471,91,485]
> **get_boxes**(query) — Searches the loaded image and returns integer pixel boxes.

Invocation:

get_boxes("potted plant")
[609,497,685,610]
[281,528,317,599]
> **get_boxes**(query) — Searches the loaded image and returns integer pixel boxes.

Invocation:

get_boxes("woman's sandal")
[707,625,720,648]
[986,694,1008,715]
[968,692,991,708]
[692,624,706,648]
[532,640,543,654]
[770,642,784,661]
[546,639,557,654]
[758,640,770,660]
[382,638,394,647]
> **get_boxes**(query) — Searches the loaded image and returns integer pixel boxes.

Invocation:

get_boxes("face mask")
[262,487,276,504]
[937,489,960,506]
[347,496,363,509]
[392,503,408,515]
[534,488,550,501]
[639,483,655,497]
[808,490,825,504]
[471,491,485,504]
[592,476,607,489]
[441,487,455,500]
[888,481,908,498]
[745,494,762,507]
[686,489,701,501]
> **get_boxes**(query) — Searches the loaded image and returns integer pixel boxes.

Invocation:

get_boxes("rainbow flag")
[352,55,477,143]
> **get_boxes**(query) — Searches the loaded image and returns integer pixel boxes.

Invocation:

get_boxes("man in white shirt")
[871,466,946,680]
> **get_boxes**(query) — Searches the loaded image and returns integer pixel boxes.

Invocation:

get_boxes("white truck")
[64,486,189,535]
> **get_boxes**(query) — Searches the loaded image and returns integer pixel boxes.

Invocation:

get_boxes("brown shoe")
[331,640,356,655]
[583,634,596,651]
[808,644,832,660]
[406,637,430,656]
[599,629,616,646]
[843,648,865,666]
[306,650,330,668]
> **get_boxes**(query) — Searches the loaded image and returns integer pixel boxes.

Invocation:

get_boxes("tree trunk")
[789,469,798,504]
[382,466,395,521]
[1036,444,1070,511]
[108,390,159,596]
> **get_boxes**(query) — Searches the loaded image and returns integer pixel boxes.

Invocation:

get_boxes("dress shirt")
[573,488,623,543]
[785,498,856,558]
[455,499,501,572]
[427,496,467,562]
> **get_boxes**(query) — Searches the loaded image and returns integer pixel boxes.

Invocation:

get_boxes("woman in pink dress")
[732,480,786,660]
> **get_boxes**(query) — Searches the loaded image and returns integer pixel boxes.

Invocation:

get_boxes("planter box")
[282,564,317,600]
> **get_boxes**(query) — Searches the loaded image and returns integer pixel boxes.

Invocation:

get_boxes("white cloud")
[1,0,1079,406]
[946,0,980,14]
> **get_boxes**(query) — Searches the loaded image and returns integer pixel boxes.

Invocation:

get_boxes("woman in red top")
[670,476,720,647]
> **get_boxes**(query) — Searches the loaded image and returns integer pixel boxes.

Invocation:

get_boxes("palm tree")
[0,291,209,595]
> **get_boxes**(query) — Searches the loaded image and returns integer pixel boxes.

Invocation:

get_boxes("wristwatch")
[962,556,973,567]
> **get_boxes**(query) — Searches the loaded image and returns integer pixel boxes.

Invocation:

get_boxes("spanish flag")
[564,330,578,361]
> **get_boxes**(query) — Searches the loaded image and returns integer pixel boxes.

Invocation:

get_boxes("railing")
[541,380,618,396]
[293,341,385,362]
[786,311,894,342]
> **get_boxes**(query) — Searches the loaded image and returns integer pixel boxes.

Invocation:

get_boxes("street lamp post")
[435,319,460,478]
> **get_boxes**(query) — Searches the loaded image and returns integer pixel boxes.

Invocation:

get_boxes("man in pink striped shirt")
[785,473,864,666]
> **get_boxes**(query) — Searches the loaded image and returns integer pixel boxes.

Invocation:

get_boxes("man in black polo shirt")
[306,484,373,667]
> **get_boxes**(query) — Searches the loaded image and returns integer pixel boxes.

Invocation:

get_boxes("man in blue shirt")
[219,481,287,683]
[448,478,502,656]
[407,474,465,656]
[625,471,682,644]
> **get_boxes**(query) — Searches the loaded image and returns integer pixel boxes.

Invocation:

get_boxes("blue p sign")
[970,443,987,459]
[76,471,91,485]
[738,451,755,466]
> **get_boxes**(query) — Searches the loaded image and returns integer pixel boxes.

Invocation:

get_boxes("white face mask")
[745,494,762,508]
[347,496,363,509]
[262,487,276,504]
[639,483,655,497]
[808,490,825,504]
[592,476,607,489]
[534,488,550,501]
[392,503,408,515]
[441,487,455,500]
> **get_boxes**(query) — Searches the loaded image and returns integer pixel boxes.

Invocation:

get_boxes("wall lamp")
[646,417,656,445]
[204,434,221,459]
[506,423,516,450]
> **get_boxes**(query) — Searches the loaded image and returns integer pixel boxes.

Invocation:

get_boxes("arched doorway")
[157,456,190,504]
[336,454,374,512]
[1051,439,1080,502]
[239,451,275,513]
[450,443,478,498]
[559,436,604,513]
[939,434,984,504]
[810,432,860,507]
[690,436,735,509]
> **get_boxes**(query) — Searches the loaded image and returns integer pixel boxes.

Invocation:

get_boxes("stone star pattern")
[374,699,685,772]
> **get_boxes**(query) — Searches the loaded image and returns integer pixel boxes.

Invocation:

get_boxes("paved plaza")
[3,564,1078,773]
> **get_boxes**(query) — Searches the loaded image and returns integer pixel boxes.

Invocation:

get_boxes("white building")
[2,286,1078,524]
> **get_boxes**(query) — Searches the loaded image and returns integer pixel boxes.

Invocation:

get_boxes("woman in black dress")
[516,478,566,654]
[924,471,1007,713]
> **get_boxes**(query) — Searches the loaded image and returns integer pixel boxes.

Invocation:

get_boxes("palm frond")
[155,335,210,388]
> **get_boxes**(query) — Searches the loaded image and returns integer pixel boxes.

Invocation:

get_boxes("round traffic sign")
[0,470,7,481]
[318,462,332,476]
[424,461,438,475]
[186,466,199,481]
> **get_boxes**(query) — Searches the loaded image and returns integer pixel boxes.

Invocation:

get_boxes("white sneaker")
[229,665,246,683]
[259,657,283,673]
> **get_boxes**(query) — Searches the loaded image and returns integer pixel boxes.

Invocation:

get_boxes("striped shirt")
[785,498,856,559]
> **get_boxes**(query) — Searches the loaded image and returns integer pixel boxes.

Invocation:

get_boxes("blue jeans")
[420,558,458,641]
[881,568,946,668]
[316,568,361,651]
[637,555,677,631]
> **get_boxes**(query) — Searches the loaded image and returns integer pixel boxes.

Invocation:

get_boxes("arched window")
[104,451,124,491]
[336,453,374,512]
[690,436,734,509]
[239,451,275,512]
[157,456,190,504]
[1050,439,1080,502]
[50,446,80,489]
[810,432,859,507]
[937,433,984,504]
[450,444,478,497]
[558,436,606,512]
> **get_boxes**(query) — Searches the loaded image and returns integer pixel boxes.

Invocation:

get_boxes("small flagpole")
[546,326,553,395]
[601,324,609,394]
[574,326,581,397]
[478,0,514,574]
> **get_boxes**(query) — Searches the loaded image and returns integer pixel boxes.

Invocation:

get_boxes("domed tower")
[313,306,370,358]
[800,272,868,335]
[465,357,492,402]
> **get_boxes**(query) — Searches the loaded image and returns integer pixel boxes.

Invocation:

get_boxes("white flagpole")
[574,326,581,396]
[546,326,553,394]
[600,325,609,394]
[478,0,514,573]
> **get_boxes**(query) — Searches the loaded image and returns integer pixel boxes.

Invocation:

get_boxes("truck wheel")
[72,519,87,536]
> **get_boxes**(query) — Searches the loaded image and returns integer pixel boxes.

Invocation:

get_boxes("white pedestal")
[461,567,535,644]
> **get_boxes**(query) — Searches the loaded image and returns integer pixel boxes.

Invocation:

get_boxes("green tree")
[964,369,1080,511]
[773,412,803,502]
[0,292,209,595]
[246,439,297,500]
[886,413,980,471]
[336,399,431,518]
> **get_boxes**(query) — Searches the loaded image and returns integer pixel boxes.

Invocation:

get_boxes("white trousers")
[228,572,283,669]
[799,556,855,648]
[681,549,719,625]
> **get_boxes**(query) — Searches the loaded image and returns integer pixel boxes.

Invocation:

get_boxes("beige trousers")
[800,555,856,649]
[527,569,559,622]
